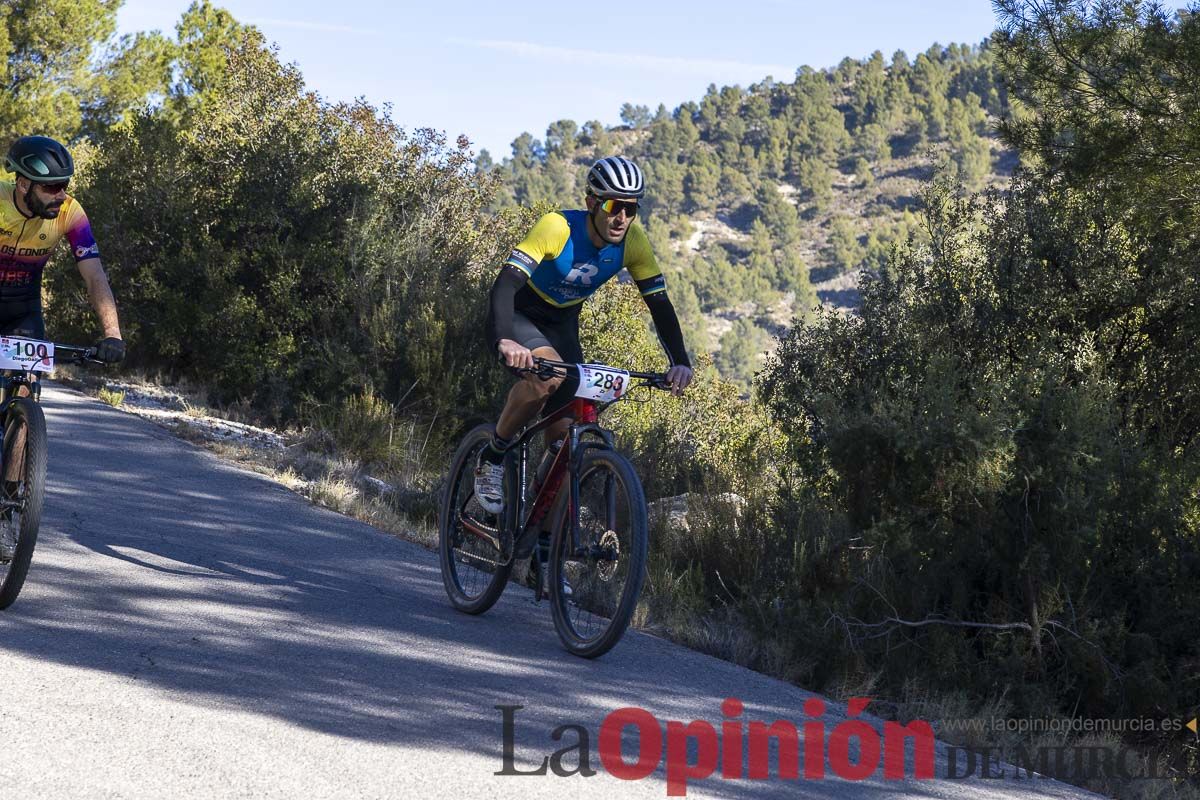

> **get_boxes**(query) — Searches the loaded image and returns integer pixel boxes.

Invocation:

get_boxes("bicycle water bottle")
[532,439,564,495]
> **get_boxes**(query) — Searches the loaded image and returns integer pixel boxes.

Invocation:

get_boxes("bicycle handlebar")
[53,344,101,364]
[519,357,673,391]
[55,344,97,359]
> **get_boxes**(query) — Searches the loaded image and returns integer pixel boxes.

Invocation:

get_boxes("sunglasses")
[37,181,69,194]
[599,198,639,217]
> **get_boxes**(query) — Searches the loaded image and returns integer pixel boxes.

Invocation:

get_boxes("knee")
[525,373,563,401]
[539,374,565,399]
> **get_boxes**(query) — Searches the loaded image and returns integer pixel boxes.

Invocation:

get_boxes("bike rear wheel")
[0,398,47,609]
[438,424,513,614]
[549,449,647,658]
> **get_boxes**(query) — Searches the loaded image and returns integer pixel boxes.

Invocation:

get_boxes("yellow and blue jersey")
[504,210,665,307]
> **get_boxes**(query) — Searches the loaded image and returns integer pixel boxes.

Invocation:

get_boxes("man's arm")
[640,289,693,395]
[62,200,122,360]
[489,213,570,368]
[623,225,693,394]
[76,257,124,363]
[77,257,122,341]
[488,265,533,368]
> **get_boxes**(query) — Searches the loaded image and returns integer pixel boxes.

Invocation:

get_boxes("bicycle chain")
[453,544,513,569]
[452,514,516,569]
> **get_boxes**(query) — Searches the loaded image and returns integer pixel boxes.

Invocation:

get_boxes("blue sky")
[117,1,1007,159]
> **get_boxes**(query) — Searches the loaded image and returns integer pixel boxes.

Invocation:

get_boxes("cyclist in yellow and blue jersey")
[476,156,693,516]
[0,136,123,363]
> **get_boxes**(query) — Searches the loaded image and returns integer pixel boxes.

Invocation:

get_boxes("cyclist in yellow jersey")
[475,156,693,516]
[0,136,123,362]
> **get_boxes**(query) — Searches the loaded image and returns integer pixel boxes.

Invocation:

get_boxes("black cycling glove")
[95,337,125,364]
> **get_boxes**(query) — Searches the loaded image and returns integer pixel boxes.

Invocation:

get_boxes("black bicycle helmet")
[5,136,74,183]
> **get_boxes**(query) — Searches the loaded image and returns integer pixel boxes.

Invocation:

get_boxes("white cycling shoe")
[473,456,504,515]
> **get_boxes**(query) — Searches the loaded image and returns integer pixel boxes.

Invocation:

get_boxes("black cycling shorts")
[485,302,583,415]
[0,306,44,339]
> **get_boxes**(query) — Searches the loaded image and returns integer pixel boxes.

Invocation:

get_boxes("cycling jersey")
[505,210,665,307]
[487,207,691,376]
[0,180,99,311]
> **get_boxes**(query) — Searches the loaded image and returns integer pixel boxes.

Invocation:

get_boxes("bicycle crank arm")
[456,511,502,551]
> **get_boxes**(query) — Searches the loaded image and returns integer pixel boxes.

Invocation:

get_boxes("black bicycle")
[0,340,99,609]
[439,357,669,658]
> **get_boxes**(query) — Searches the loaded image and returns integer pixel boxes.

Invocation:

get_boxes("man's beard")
[24,186,61,219]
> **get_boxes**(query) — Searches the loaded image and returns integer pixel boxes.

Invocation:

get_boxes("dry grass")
[182,401,208,419]
[96,386,125,407]
[310,475,357,513]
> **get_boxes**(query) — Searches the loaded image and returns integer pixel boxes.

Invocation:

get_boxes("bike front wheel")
[0,398,47,609]
[549,449,647,658]
[438,424,513,614]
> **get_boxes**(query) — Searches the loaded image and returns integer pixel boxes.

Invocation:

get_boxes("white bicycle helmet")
[586,156,645,199]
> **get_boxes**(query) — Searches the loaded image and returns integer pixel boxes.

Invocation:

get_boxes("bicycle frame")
[454,357,665,567]
[0,343,96,484]
[0,371,40,486]
[505,397,616,551]
[504,358,668,559]
[0,372,39,405]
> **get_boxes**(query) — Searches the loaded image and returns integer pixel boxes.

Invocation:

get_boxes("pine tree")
[579,119,610,151]
[0,0,174,141]
[797,156,835,212]
[545,119,578,157]
[912,48,951,140]
[856,122,891,163]
[850,50,887,131]
[882,50,915,130]
[825,215,865,273]
[619,103,651,129]
[675,103,701,149]
[684,151,720,211]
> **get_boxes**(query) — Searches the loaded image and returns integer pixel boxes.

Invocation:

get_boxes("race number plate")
[0,337,54,373]
[575,364,630,403]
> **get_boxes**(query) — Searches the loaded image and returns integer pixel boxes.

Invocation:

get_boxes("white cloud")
[448,38,793,82]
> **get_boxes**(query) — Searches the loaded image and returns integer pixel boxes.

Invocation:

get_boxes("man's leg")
[534,311,584,448]
[474,346,564,516]
[495,345,565,440]
[476,305,583,515]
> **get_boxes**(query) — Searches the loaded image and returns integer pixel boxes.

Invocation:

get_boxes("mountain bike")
[0,338,99,609]
[439,357,669,658]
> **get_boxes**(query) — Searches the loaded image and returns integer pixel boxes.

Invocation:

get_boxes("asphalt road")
[0,384,1104,799]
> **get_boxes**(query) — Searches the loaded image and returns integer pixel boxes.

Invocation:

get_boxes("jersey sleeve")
[62,198,100,262]
[504,212,570,277]
[621,223,665,297]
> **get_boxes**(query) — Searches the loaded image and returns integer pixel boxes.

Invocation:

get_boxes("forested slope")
[483,43,1017,384]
